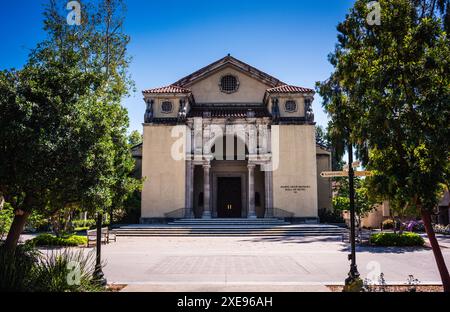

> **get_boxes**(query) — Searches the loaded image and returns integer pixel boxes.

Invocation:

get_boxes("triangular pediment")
[173,55,285,89]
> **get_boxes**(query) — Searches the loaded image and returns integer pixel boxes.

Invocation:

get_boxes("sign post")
[321,162,373,289]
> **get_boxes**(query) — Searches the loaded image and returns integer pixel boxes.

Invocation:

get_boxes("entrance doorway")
[217,177,242,218]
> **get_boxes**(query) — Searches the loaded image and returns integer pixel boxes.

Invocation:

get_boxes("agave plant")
[31,249,105,292]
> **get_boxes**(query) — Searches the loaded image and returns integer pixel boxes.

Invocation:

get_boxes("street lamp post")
[345,143,360,286]
[93,212,107,286]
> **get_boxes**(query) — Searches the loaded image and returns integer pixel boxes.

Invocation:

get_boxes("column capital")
[203,162,211,169]
[247,163,256,170]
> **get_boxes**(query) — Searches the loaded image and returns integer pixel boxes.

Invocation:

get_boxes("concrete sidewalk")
[121,283,330,292]
[99,236,447,290]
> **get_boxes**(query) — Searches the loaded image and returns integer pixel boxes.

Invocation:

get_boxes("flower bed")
[434,224,450,235]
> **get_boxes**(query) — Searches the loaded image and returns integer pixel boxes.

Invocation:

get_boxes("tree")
[332,177,379,221]
[0,0,139,251]
[128,130,143,146]
[317,0,450,291]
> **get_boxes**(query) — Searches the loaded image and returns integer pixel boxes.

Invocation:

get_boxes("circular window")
[220,75,239,93]
[161,101,173,113]
[285,100,297,113]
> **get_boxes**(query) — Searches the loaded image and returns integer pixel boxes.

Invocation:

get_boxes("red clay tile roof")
[143,85,191,94]
[266,85,315,94]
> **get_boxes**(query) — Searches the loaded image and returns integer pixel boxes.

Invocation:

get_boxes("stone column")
[185,161,194,219]
[264,168,274,218]
[202,163,212,219]
[247,164,257,219]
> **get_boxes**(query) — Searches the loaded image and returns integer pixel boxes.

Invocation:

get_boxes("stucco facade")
[140,55,330,223]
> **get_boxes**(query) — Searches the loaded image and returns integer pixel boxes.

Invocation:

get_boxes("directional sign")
[354,171,374,177]
[321,171,374,178]
[320,171,349,178]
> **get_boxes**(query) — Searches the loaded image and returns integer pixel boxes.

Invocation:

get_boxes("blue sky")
[0,0,355,133]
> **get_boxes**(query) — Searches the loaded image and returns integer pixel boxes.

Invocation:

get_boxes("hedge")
[370,232,425,247]
[29,234,87,247]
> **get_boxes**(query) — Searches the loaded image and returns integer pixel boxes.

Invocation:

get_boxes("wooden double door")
[217,177,243,218]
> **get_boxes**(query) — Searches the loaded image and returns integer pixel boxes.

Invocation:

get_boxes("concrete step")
[115,224,347,237]
[116,233,345,237]
[170,219,289,224]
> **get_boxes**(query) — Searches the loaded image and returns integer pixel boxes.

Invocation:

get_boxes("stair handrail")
[164,208,190,219]
[272,208,295,219]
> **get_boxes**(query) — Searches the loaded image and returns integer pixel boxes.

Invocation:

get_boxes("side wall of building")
[141,125,186,219]
[272,125,318,219]
[316,147,332,211]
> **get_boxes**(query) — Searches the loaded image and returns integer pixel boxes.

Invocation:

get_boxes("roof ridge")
[172,55,285,88]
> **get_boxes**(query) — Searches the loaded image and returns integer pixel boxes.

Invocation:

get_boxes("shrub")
[0,244,39,292]
[29,234,87,247]
[31,249,103,292]
[370,232,425,247]
[0,244,104,292]
[26,211,50,233]
[319,208,344,223]
[382,219,395,230]
[72,219,96,230]
[0,203,14,240]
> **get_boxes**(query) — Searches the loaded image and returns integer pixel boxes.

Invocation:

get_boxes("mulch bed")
[328,285,443,292]
[107,284,127,292]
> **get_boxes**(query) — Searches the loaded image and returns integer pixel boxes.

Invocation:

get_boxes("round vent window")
[285,100,297,113]
[220,75,239,93]
[161,101,173,113]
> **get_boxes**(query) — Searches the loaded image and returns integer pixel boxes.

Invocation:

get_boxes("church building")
[140,55,331,223]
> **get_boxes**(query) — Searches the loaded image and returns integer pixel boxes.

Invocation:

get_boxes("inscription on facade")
[280,185,311,194]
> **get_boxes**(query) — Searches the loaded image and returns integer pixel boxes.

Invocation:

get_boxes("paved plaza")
[92,235,450,292]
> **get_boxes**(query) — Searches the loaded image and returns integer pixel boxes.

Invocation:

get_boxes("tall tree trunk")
[4,210,31,251]
[421,209,450,292]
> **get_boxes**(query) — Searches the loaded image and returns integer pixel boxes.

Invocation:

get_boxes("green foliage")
[30,249,103,292]
[117,191,141,224]
[72,219,96,230]
[0,244,39,292]
[26,210,50,232]
[128,130,143,147]
[29,234,87,247]
[332,176,379,217]
[318,208,344,223]
[382,219,395,230]
[0,244,103,292]
[0,0,141,248]
[343,278,364,292]
[317,0,450,213]
[0,203,14,239]
[371,232,425,247]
